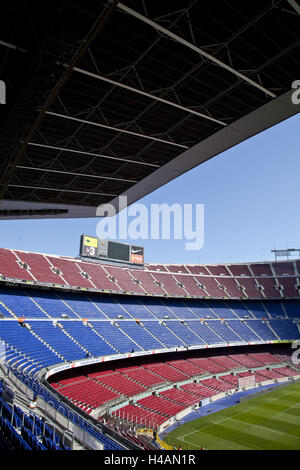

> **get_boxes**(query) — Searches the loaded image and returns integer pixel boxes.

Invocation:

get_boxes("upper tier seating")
[167,265,189,274]
[127,270,166,295]
[173,274,207,296]
[0,249,34,281]
[150,272,187,296]
[46,256,94,288]
[278,278,299,298]
[76,262,120,291]
[236,278,263,298]
[195,277,225,297]
[257,278,281,298]
[217,278,244,298]
[227,264,252,276]
[14,250,65,284]
[104,266,145,294]
[272,262,295,276]
[250,264,273,276]
[0,247,299,301]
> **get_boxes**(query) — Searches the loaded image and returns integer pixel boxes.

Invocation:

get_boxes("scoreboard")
[80,234,144,266]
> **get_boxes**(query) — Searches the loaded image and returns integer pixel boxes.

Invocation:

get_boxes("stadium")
[0,0,300,455]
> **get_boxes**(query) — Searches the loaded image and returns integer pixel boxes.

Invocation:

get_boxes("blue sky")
[0,112,299,265]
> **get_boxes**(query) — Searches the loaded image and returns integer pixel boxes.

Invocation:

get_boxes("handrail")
[62,429,74,448]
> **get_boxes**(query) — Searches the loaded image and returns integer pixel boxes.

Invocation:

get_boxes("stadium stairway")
[240,321,265,342]
[56,296,82,319]
[261,320,281,340]
[155,321,191,347]
[139,323,167,349]
[0,301,17,319]
[91,321,141,354]
[28,321,90,361]
[28,297,53,319]
[86,323,120,354]
[0,373,76,450]
[183,322,212,345]
[164,321,204,347]
[115,323,149,352]
[25,323,66,361]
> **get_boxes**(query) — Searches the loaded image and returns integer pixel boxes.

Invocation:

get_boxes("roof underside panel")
[0,0,299,217]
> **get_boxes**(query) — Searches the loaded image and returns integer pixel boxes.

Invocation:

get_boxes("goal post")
[238,375,256,389]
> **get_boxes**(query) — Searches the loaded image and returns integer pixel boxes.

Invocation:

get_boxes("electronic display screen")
[80,235,144,265]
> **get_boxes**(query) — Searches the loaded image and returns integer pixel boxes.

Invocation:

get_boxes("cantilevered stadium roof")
[0,0,299,219]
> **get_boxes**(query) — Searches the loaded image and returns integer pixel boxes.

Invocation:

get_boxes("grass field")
[164,382,300,450]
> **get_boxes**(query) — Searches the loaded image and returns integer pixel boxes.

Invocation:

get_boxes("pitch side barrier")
[238,378,300,403]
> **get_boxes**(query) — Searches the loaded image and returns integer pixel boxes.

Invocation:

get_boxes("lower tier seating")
[48,344,299,425]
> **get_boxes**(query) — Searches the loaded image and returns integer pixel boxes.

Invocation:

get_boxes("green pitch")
[164,381,300,450]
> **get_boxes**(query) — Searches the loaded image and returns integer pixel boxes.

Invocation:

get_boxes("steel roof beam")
[0,40,27,53]
[45,111,188,149]
[8,184,116,197]
[70,65,227,126]
[117,3,277,99]
[286,0,300,14]
[15,165,137,183]
[25,142,160,168]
